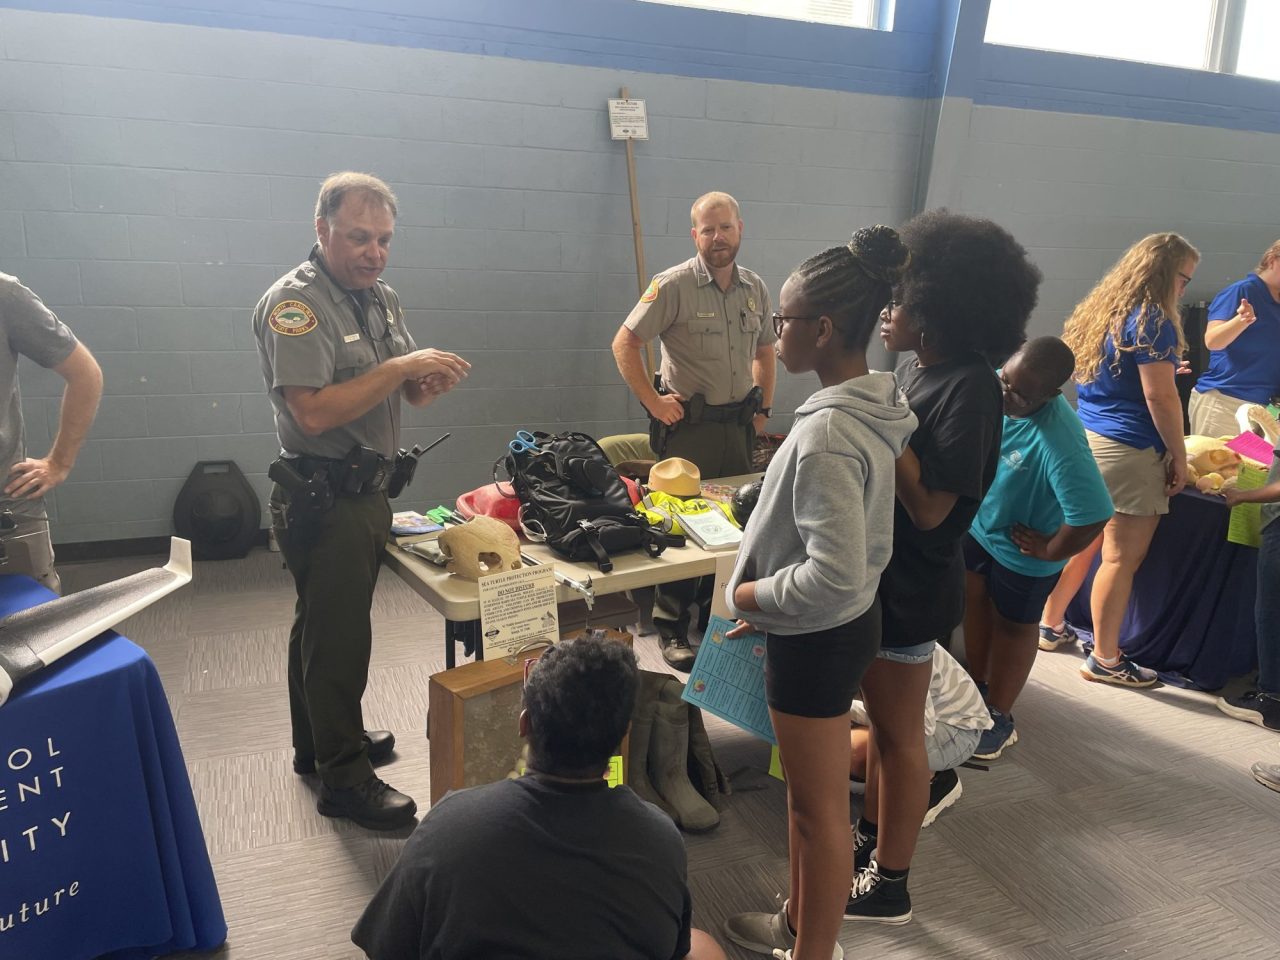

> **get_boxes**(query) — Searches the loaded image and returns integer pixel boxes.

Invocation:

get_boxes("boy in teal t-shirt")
[963,338,1114,759]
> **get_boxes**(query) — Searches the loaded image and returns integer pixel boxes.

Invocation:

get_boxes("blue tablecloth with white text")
[0,575,225,959]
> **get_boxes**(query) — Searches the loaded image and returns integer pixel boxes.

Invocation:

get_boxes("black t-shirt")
[878,353,1003,646]
[352,776,693,960]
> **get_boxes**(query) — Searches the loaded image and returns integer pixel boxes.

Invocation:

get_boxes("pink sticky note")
[1225,432,1276,465]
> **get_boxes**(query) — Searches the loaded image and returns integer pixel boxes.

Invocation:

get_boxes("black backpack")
[495,431,665,572]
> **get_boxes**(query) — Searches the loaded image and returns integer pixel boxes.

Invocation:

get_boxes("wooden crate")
[427,626,633,805]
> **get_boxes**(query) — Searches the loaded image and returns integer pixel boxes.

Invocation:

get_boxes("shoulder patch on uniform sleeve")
[268,300,318,336]
[640,278,660,303]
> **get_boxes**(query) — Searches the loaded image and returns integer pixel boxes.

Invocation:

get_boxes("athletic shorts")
[765,599,881,719]
[962,533,1062,625]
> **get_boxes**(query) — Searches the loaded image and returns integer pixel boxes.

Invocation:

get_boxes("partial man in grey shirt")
[0,274,104,593]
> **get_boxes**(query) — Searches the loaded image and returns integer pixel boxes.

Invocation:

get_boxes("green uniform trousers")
[271,484,391,788]
[653,419,755,637]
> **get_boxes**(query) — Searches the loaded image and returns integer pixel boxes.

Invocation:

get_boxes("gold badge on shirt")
[747,297,756,312]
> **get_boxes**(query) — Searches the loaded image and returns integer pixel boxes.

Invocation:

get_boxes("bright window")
[636,0,876,29]
[1237,0,1280,81]
[985,0,1215,71]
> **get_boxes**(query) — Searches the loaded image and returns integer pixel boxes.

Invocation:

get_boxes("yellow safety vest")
[637,491,740,537]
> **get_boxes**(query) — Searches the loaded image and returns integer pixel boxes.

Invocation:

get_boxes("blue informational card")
[681,614,776,745]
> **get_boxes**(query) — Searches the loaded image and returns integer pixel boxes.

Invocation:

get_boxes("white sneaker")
[723,897,843,959]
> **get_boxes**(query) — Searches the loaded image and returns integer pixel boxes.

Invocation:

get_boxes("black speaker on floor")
[173,461,261,561]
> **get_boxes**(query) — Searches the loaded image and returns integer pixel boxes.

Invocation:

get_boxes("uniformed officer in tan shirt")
[611,191,776,666]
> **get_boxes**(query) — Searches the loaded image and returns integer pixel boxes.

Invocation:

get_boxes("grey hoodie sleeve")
[752,448,868,619]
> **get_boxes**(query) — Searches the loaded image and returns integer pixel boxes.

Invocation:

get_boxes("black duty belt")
[698,400,749,423]
[291,456,392,495]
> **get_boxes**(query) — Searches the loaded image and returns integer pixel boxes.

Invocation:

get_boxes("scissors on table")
[509,430,539,454]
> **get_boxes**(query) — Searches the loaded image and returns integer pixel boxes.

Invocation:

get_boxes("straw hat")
[648,457,702,497]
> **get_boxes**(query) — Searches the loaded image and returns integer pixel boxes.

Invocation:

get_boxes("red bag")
[455,481,521,531]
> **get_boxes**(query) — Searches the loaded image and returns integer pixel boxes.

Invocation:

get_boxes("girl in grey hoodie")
[722,226,917,960]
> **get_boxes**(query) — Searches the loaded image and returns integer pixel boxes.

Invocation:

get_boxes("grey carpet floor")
[60,548,1280,960]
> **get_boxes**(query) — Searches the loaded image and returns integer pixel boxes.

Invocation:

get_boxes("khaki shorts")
[1188,388,1246,439]
[1086,430,1169,516]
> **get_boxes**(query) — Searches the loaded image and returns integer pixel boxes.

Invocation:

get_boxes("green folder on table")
[1227,464,1269,548]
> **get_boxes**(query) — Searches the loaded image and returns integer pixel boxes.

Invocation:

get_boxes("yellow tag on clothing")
[640,278,659,303]
[604,755,624,788]
[747,296,756,312]
[768,745,785,782]
[267,300,318,336]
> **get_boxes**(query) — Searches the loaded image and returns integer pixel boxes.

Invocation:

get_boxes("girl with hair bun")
[722,226,917,960]
[848,210,1040,925]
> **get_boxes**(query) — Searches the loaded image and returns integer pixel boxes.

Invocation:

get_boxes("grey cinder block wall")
[1,0,1277,544]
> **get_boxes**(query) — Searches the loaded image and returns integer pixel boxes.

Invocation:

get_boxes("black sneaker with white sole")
[852,821,876,873]
[1216,691,1280,731]
[921,767,962,827]
[843,861,911,924]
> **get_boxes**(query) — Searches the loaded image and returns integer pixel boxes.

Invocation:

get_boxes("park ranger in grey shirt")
[252,171,469,831]
[0,273,103,593]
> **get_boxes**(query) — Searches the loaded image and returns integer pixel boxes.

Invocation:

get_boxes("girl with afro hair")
[846,210,1040,925]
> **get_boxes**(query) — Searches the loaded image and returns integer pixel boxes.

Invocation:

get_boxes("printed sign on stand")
[478,565,558,660]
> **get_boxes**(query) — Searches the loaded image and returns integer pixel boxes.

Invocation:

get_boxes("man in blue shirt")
[963,338,1114,759]
[1190,240,1280,437]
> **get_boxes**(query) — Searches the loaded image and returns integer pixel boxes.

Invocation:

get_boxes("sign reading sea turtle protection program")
[477,565,558,660]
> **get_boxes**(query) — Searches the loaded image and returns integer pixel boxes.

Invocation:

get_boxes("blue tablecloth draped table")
[1064,489,1259,690]
[0,575,226,960]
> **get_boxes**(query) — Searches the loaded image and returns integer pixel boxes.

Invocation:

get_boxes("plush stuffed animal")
[1185,436,1242,493]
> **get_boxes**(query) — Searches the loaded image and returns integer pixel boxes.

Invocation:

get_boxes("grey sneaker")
[723,897,843,959]
[1038,621,1078,651]
[1080,653,1157,687]
[1252,762,1280,793]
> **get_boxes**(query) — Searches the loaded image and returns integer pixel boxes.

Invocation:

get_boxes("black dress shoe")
[293,730,397,775]
[317,776,417,830]
[660,634,696,672]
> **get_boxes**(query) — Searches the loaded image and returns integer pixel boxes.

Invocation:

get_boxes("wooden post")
[620,86,656,378]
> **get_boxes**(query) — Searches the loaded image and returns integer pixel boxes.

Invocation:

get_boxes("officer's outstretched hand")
[398,348,470,385]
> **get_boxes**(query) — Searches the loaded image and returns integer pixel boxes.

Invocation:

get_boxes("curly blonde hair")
[1063,233,1198,384]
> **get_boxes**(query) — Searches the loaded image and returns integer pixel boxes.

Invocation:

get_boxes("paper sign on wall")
[478,565,558,659]
[608,98,649,140]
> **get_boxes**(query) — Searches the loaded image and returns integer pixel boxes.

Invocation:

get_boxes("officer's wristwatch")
[759,407,772,418]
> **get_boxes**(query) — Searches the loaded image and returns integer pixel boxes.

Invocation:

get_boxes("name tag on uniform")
[696,312,717,318]
[343,333,362,343]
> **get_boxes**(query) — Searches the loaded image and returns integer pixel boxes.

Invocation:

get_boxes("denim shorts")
[876,639,936,664]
